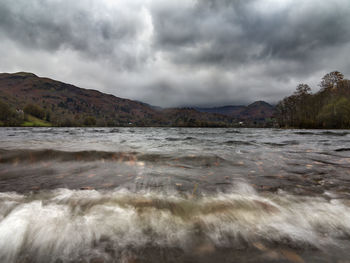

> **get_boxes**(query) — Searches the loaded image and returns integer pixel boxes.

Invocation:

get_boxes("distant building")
[16,109,24,119]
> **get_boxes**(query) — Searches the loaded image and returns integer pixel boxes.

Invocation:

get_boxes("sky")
[0,0,350,107]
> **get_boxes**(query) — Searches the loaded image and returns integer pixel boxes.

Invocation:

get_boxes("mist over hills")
[0,72,276,127]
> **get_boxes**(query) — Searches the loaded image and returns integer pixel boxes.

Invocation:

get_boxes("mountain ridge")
[0,72,276,127]
[196,100,275,120]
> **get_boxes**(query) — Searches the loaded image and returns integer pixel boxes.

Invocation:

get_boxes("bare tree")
[294,84,311,96]
[320,71,344,91]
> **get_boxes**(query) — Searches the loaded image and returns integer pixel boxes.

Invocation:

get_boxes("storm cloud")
[0,0,350,107]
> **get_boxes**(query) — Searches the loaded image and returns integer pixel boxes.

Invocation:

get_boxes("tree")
[319,71,344,91]
[317,97,350,128]
[45,111,51,122]
[0,100,23,126]
[0,100,13,122]
[84,116,96,126]
[294,84,311,96]
[276,71,350,128]
[24,104,46,119]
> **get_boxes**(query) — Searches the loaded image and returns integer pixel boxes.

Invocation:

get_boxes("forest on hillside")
[2,71,350,128]
[0,73,275,127]
[276,71,350,129]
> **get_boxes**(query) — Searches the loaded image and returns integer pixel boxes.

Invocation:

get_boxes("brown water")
[0,127,350,263]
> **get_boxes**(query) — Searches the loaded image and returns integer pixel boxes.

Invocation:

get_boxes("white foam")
[0,185,350,262]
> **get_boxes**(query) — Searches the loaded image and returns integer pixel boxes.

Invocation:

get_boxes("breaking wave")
[1,183,350,262]
[0,148,229,168]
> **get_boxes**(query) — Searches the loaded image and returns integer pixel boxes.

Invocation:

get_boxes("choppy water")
[0,127,350,263]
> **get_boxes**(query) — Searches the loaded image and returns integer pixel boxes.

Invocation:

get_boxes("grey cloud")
[152,0,350,68]
[0,0,350,107]
[0,0,150,70]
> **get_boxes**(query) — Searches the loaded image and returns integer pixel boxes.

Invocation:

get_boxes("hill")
[196,105,246,116]
[0,72,238,127]
[0,72,166,126]
[196,101,276,122]
[0,72,276,127]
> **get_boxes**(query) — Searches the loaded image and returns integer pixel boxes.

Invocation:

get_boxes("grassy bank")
[21,115,52,127]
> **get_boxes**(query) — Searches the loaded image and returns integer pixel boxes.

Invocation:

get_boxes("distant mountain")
[0,72,241,127]
[196,101,276,121]
[196,105,246,116]
[240,101,276,120]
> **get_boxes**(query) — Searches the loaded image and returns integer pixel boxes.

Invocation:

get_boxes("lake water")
[0,127,350,263]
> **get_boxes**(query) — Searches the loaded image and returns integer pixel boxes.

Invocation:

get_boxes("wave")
[320,131,349,136]
[294,131,314,135]
[165,136,196,141]
[0,148,228,167]
[225,130,241,134]
[335,148,350,152]
[0,183,350,262]
[224,140,254,146]
[295,131,349,136]
[0,149,137,163]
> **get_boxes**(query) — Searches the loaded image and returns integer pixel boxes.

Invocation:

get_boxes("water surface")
[1,127,350,263]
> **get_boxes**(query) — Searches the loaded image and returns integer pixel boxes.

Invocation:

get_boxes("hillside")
[196,101,276,121]
[196,105,246,116]
[0,72,276,127]
[0,72,166,126]
[0,72,239,127]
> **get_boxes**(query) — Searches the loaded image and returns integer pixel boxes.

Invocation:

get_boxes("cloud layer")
[1,0,350,107]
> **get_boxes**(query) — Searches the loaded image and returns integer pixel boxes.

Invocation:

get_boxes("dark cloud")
[0,0,350,107]
[0,0,150,70]
[152,0,350,67]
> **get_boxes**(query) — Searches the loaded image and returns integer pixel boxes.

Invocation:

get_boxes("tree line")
[276,71,350,128]
[0,101,97,127]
